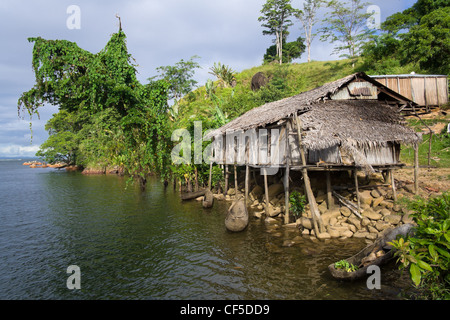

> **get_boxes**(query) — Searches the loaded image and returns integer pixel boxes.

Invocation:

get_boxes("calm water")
[0,160,412,300]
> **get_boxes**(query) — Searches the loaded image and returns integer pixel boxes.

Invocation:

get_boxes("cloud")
[0,143,40,157]
[0,0,413,157]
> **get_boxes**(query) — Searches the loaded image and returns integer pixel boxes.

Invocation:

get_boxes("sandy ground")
[395,167,450,199]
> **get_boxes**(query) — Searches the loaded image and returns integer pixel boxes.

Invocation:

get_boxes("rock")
[371,189,381,198]
[383,201,394,209]
[392,204,402,212]
[340,206,351,217]
[317,232,331,240]
[372,196,384,208]
[358,190,373,206]
[282,240,296,247]
[227,188,236,196]
[265,216,278,224]
[253,211,264,219]
[402,213,414,224]
[266,204,282,217]
[341,230,354,238]
[362,208,382,220]
[251,72,269,91]
[384,214,402,225]
[299,217,313,230]
[321,209,341,225]
[225,200,249,232]
[366,233,378,240]
[202,190,214,208]
[361,217,371,227]
[302,229,310,235]
[268,183,284,200]
[213,194,225,201]
[348,217,361,230]
[81,167,105,175]
[318,201,328,215]
[379,208,391,216]
[353,230,370,238]
[327,227,341,238]
[250,185,263,198]
[375,221,391,232]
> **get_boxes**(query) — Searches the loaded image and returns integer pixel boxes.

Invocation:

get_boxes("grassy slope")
[176,58,449,168]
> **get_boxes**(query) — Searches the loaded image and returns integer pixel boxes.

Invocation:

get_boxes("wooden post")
[414,144,419,195]
[224,165,229,196]
[234,165,238,195]
[294,114,324,234]
[208,147,213,190]
[264,168,269,213]
[390,169,397,201]
[326,170,332,209]
[284,125,290,224]
[245,164,249,206]
[354,169,361,214]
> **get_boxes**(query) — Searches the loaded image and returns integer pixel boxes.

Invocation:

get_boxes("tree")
[320,0,374,66]
[263,37,306,64]
[209,62,236,88]
[18,27,171,190]
[150,55,201,102]
[400,7,450,75]
[258,0,296,65]
[295,0,324,62]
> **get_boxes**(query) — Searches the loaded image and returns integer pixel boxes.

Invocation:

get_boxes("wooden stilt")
[208,161,213,190]
[245,164,249,206]
[414,144,419,195]
[294,114,324,235]
[264,168,269,213]
[284,125,290,224]
[326,170,332,209]
[354,169,361,214]
[224,165,229,196]
[234,165,238,195]
[390,169,397,201]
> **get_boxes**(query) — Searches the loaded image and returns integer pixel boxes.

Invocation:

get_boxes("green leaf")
[429,244,438,260]
[417,260,433,272]
[410,264,421,286]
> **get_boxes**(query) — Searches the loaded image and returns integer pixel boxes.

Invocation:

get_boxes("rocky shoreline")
[210,172,417,243]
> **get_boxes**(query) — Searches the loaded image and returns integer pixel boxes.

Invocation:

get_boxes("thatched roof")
[300,100,420,150]
[206,72,421,148]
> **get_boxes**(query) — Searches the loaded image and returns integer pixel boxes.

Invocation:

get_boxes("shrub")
[390,192,450,299]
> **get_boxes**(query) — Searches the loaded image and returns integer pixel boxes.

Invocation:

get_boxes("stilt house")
[205,72,422,227]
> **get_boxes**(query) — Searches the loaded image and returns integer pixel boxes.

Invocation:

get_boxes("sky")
[0,0,415,158]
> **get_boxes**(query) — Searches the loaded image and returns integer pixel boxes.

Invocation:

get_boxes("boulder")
[384,214,402,225]
[251,72,269,91]
[353,230,370,238]
[340,206,351,217]
[299,217,313,230]
[371,189,381,198]
[250,185,263,198]
[375,220,391,232]
[348,217,362,230]
[321,209,341,226]
[362,208,382,220]
[372,196,384,208]
[317,232,331,240]
[268,183,284,200]
[202,190,214,208]
[225,200,249,232]
[358,190,373,206]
